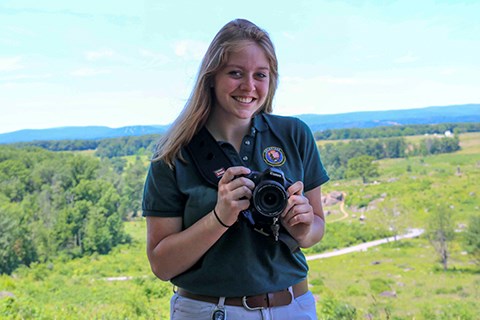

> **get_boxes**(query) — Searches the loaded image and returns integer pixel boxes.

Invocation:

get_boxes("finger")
[283,200,312,221]
[281,194,305,218]
[220,166,251,183]
[286,209,313,226]
[287,181,304,196]
[228,175,256,191]
[229,184,253,201]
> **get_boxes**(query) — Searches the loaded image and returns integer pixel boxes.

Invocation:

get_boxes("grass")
[308,239,480,319]
[0,219,172,319]
[1,132,479,319]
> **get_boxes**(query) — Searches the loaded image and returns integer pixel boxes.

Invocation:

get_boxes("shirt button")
[242,156,249,161]
[244,140,251,145]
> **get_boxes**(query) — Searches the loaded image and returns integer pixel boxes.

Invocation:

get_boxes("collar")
[251,112,269,133]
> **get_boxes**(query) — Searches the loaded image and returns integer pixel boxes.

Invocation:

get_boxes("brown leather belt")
[176,279,308,309]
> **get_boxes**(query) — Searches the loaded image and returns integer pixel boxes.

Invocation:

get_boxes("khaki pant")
[170,291,317,320]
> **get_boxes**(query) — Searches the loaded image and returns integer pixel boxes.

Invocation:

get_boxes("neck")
[206,114,252,152]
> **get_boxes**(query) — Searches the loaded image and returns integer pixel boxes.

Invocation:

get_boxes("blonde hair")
[153,19,279,167]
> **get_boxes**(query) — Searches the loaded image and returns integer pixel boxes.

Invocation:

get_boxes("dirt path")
[327,191,349,223]
[306,228,425,261]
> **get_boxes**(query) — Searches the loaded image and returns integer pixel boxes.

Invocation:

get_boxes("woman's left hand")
[280,182,325,247]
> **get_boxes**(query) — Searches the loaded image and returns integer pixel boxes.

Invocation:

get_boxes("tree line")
[0,123,467,274]
[314,122,480,140]
[0,146,147,274]
[11,134,159,158]
[320,135,460,180]
[10,122,478,158]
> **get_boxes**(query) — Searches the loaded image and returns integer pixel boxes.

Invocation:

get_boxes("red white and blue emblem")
[263,146,286,166]
[213,167,226,178]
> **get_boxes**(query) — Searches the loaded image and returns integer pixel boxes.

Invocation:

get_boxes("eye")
[228,70,242,78]
[255,72,268,79]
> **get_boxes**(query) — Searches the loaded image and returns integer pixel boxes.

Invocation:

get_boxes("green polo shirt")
[142,112,329,297]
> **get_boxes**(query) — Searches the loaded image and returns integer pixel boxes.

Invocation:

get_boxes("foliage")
[0,221,171,319]
[95,135,159,158]
[11,134,160,158]
[314,122,480,140]
[426,206,456,270]
[346,155,379,183]
[0,130,478,318]
[463,215,480,264]
[318,294,358,320]
[303,222,392,255]
[319,135,459,180]
[0,146,149,274]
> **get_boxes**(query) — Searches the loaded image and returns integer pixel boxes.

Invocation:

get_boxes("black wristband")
[213,208,232,228]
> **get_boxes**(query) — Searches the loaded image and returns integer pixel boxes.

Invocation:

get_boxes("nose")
[240,75,255,92]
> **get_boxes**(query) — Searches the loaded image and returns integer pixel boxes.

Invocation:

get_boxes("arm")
[280,183,325,248]
[146,166,254,281]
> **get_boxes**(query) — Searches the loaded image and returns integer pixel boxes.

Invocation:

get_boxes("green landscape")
[1,125,479,319]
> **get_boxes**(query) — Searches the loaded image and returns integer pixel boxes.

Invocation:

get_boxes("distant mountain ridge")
[295,104,480,132]
[1,104,479,144]
[0,125,171,144]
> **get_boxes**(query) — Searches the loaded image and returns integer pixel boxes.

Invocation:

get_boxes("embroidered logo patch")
[213,167,226,178]
[263,146,286,166]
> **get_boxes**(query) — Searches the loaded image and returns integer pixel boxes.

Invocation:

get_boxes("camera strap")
[185,126,233,188]
[185,127,299,253]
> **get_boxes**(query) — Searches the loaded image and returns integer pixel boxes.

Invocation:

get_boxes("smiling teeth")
[235,97,254,103]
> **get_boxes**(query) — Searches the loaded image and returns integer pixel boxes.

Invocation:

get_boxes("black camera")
[242,167,293,220]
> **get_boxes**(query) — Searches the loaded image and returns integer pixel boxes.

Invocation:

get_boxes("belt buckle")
[241,296,265,311]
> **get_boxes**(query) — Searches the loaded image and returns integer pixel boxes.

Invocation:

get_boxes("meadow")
[1,133,479,319]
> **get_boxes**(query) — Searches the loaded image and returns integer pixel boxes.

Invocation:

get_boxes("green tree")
[426,206,455,270]
[376,200,407,241]
[463,215,480,265]
[346,155,379,183]
[0,204,36,274]
[120,157,147,219]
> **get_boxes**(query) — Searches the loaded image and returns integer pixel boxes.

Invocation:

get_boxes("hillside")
[1,132,478,319]
[1,104,479,144]
[297,103,480,132]
[0,125,170,144]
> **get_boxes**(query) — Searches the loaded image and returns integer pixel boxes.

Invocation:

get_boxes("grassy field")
[1,132,479,319]
[309,239,479,319]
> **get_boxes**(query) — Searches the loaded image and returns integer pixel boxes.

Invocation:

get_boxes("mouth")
[233,96,256,104]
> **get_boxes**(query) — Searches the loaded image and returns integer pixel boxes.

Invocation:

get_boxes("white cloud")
[282,32,295,40]
[0,73,52,81]
[0,56,24,72]
[438,67,457,75]
[173,40,208,60]
[71,68,110,77]
[394,52,419,64]
[139,49,169,68]
[85,49,115,61]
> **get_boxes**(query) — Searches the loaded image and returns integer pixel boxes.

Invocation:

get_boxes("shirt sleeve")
[295,118,330,192]
[142,159,186,217]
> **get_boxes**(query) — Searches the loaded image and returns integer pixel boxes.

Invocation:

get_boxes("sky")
[1,0,479,134]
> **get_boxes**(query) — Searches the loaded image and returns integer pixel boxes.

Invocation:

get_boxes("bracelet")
[213,208,232,228]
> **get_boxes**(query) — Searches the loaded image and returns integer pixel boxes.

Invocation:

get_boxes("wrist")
[213,208,233,228]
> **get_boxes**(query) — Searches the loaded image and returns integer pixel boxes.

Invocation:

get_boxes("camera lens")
[253,181,288,217]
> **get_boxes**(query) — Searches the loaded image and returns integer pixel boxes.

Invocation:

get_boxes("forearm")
[147,211,228,281]
[297,215,325,248]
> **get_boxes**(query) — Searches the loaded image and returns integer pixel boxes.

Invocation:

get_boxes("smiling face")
[212,41,270,122]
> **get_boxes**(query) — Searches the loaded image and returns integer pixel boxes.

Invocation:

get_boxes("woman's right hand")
[146,166,255,281]
[214,166,255,226]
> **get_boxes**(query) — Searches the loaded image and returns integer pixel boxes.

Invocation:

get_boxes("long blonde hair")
[153,19,279,167]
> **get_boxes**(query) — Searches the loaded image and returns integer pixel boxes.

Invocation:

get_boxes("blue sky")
[1,0,479,134]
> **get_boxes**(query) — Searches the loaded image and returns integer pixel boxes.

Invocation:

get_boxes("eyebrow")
[225,64,270,71]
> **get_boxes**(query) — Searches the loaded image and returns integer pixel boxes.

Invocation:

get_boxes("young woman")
[142,19,329,320]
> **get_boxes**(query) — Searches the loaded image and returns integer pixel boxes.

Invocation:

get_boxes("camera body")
[242,167,292,221]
